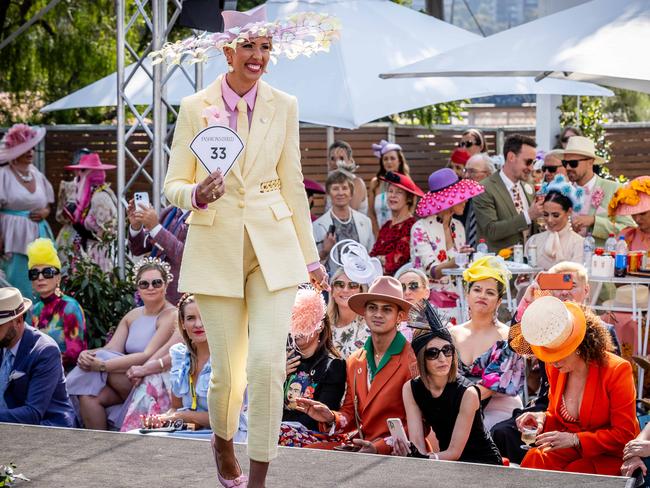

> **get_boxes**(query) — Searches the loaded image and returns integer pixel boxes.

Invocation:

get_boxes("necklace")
[13,166,34,183]
[331,209,353,225]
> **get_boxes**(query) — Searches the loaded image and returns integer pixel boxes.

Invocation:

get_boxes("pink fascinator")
[372,139,402,159]
[150,5,340,66]
[291,286,326,338]
[0,123,46,164]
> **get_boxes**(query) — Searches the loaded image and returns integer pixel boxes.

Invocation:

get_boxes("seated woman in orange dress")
[512,296,639,475]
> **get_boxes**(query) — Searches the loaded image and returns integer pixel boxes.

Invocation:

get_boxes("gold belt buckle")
[260,179,281,193]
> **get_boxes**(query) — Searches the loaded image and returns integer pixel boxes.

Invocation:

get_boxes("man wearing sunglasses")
[540,153,566,183]
[473,134,542,252]
[548,136,633,246]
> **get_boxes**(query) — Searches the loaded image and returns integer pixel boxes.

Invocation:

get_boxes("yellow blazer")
[164,75,319,298]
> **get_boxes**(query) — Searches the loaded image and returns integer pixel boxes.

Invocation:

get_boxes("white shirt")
[499,169,531,225]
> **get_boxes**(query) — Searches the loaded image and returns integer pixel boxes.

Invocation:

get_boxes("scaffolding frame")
[115,0,205,276]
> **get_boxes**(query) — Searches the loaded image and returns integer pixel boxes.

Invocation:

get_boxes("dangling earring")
[227,64,234,73]
[55,286,63,298]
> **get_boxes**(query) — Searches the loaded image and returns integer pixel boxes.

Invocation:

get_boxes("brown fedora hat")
[347,276,412,316]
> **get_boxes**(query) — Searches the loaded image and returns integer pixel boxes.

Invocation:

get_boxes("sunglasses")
[401,281,422,292]
[332,280,361,290]
[137,279,165,290]
[28,267,60,281]
[542,165,559,173]
[523,158,535,167]
[424,344,455,360]
[561,158,591,169]
[458,140,479,148]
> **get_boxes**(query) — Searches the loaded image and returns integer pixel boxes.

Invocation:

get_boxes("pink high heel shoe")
[211,434,248,487]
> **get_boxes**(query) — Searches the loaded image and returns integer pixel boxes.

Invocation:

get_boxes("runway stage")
[1,423,634,487]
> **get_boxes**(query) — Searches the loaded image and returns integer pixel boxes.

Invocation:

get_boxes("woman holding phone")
[156,7,339,487]
[392,300,502,464]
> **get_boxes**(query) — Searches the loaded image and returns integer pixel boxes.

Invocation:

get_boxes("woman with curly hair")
[514,296,639,475]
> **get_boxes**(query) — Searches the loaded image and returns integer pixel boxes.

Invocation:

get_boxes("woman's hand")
[391,437,411,457]
[624,439,650,461]
[522,275,542,305]
[295,398,335,424]
[622,455,647,477]
[535,431,577,452]
[126,365,146,386]
[309,264,330,292]
[127,199,141,230]
[142,411,177,429]
[515,411,545,434]
[77,350,97,371]
[286,353,301,376]
[29,207,49,222]
[352,439,378,454]
[134,205,159,232]
[195,170,225,206]
[85,356,106,372]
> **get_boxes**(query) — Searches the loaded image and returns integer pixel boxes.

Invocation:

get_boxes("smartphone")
[537,273,574,290]
[328,224,336,235]
[134,192,151,210]
[333,443,361,452]
[387,418,409,446]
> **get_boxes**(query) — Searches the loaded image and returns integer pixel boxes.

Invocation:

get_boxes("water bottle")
[614,236,628,278]
[605,233,617,253]
[474,239,488,261]
[583,233,595,271]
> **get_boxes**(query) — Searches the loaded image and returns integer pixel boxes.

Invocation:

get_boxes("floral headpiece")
[150,7,341,66]
[291,285,326,339]
[540,175,583,213]
[608,176,650,217]
[372,139,402,159]
[133,257,174,283]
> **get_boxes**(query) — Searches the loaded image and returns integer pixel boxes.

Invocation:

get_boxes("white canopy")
[382,0,650,94]
[42,0,613,128]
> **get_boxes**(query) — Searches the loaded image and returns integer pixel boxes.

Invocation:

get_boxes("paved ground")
[0,423,634,487]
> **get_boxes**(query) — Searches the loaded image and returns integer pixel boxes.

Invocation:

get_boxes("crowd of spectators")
[3,123,650,484]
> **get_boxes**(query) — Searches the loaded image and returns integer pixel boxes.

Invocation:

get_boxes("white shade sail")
[382,0,650,94]
[42,0,613,128]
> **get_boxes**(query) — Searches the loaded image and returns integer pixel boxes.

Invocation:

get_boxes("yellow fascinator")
[462,256,512,286]
[608,176,650,217]
[26,238,61,270]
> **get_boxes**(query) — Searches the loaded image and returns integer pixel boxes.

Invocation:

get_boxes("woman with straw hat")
[512,296,638,475]
[155,6,339,487]
[0,123,54,299]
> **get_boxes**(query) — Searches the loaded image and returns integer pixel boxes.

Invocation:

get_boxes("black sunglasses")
[137,279,165,290]
[424,344,455,360]
[542,165,559,173]
[332,280,361,290]
[458,140,479,149]
[401,281,422,292]
[28,267,60,281]
[561,158,591,169]
[524,158,535,167]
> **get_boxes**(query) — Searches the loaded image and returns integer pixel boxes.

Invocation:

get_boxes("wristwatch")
[99,362,107,373]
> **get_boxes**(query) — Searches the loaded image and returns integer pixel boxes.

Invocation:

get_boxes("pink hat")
[64,153,116,171]
[416,168,484,218]
[372,139,402,159]
[609,176,650,217]
[291,287,326,338]
[304,178,326,194]
[0,124,46,164]
[347,276,412,316]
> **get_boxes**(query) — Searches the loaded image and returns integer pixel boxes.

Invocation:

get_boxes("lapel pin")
[260,117,268,124]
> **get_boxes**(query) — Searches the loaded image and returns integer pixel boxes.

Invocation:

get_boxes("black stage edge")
[1,423,634,487]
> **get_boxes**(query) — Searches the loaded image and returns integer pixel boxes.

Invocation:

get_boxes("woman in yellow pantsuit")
[158,6,339,488]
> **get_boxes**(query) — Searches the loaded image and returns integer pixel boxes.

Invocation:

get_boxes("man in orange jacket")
[297,276,417,455]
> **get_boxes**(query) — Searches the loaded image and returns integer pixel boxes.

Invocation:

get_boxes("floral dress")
[369,217,416,275]
[32,293,87,371]
[459,340,525,430]
[331,317,370,359]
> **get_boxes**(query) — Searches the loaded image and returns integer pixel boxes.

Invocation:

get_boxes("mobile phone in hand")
[134,192,151,210]
[387,418,409,446]
[538,273,573,290]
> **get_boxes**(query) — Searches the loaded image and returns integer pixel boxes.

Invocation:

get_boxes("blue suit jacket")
[0,325,75,427]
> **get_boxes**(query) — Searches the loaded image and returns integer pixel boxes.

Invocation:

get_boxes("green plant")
[559,96,611,161]
[60,235,135,349]
[0,464,29,486]
[394,100,466,126]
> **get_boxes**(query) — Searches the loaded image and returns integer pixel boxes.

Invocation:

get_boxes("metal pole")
[152,0,165,213]
[116,0,126,278]
[195,62,204,92]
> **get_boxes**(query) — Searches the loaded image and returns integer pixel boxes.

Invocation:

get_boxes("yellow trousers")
[195,231,296,462]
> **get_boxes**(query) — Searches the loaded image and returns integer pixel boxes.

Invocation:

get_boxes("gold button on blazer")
[164,75,319,298]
